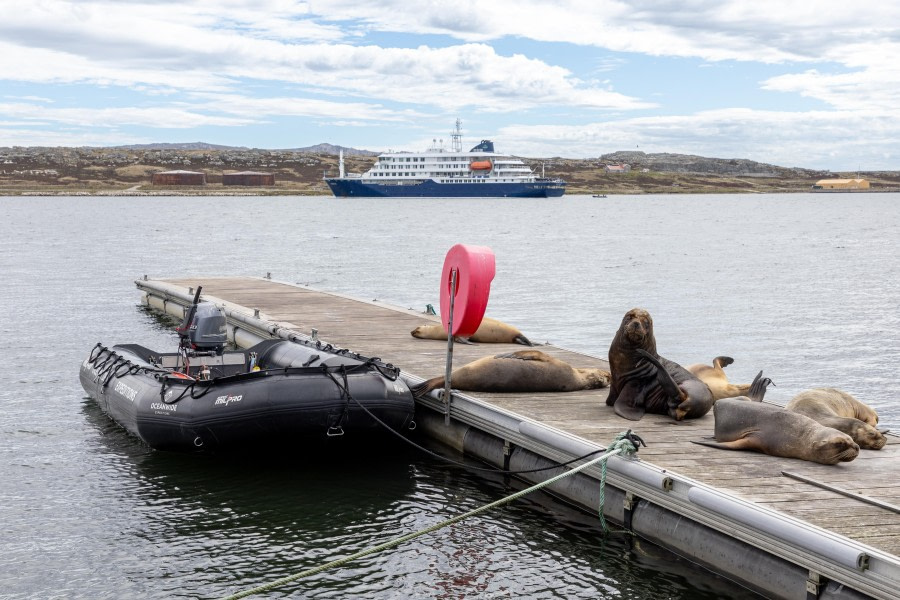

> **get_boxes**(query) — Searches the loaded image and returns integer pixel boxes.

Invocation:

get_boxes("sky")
[1,1,898,171]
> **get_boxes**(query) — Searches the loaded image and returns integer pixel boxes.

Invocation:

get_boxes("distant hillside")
[292,143,378,156]
[599,151,829,177]
[105,141,377,156]
[113,142,248,151]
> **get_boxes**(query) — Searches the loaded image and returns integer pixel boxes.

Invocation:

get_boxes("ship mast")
[450,118,462,153]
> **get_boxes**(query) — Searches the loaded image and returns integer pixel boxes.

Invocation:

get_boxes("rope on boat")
[220,430,641,600]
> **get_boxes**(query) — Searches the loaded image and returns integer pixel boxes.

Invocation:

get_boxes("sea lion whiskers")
[812,436,860,464]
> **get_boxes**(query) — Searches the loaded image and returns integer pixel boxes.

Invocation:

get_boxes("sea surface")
[0,193,897,599]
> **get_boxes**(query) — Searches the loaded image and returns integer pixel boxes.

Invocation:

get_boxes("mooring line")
[221,431,640,600]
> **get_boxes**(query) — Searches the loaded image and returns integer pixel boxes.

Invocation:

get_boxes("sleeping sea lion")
[786,388,886,450]
[695,397,860,465]
[687,356,756,401]
[410,350,610,398]
[605,308,713,421]
[411,317,533,345]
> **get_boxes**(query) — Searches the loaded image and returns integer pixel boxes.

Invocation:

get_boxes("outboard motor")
[176,286,227,356]
[185,302,227,353]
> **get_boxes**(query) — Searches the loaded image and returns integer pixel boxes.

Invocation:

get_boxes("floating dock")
[136,276,900,600]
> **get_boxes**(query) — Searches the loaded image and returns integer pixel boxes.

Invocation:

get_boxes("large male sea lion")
[696,398,860,465]
[605,308,713,421]
[687,356,756,401]
[786,388,886,450]
[410,350,610,398]
[411,317,533,345]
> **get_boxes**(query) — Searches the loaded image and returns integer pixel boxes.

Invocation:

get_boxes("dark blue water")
[1,193,897,599]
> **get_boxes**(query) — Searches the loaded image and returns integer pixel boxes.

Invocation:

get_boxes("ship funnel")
[339,149,345,177]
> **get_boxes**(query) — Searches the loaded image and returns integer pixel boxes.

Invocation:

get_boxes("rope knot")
[611,429,646,457]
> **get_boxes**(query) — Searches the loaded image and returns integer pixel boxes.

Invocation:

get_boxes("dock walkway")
[136,276,899,600]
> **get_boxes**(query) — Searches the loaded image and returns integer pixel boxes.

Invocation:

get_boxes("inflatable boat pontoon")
[80,288,415,452]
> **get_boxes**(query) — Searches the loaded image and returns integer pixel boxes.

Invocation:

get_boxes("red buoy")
[440,244,495,337]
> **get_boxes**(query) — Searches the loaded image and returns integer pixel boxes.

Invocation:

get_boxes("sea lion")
[411,317,533,346]
[786,388,886,450]
[605,308,714,421]
[695,397,860,465]
[687,356,755,401]
[410,350,610,398]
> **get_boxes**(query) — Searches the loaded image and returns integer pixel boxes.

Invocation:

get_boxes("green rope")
[221,431,640,600]
[596,430,630,534]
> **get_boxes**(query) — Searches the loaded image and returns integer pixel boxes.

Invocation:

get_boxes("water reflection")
[79,398,759,599]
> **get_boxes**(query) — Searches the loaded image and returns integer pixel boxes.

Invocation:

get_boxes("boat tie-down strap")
[324,366,352,436]
[88,343,169,388]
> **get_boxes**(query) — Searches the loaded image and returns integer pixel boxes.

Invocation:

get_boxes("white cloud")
[0,102,256,129]
[185,93,421,121]
[0,126,150,148]
[497,109,900,170]
[0,0,898,170]
[309,1,900,112]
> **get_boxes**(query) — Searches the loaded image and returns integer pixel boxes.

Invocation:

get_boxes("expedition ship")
[325,120,566,198]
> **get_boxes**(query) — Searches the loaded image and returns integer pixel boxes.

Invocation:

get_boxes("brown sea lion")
[605,308,713,421]
[411,317,533,346]
[687,356,756,401]
[786,388,886,450]
[695,397,860,465]
[410,350,610,398]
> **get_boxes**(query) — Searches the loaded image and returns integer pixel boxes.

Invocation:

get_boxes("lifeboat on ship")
[79,288,415,452]
[469,159,493,171]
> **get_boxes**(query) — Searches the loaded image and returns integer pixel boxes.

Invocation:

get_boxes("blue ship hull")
[326,178,565,198]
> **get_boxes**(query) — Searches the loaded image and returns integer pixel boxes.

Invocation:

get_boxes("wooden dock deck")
[137,276,900,599]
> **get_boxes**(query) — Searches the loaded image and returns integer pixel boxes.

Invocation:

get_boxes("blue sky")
[1,0,898,170]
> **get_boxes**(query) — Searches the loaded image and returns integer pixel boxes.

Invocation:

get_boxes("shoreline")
[4,187,900,197]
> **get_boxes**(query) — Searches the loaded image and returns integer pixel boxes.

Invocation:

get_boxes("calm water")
[1,193,897,599]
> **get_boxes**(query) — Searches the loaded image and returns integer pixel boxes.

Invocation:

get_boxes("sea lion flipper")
[453,336,476,345]
[410,376,445,399]
[513,334,534,346]
[747,371,773,401]
[692,439,754,451]
[614,396,646,421]
[713,356,734,369]
[498,350,552,362]
[635,349,682,400]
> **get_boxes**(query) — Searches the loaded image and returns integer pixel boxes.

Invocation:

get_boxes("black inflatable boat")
[80,289,415,452]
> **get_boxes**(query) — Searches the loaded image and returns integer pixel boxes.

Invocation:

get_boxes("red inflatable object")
[440,244,495,337]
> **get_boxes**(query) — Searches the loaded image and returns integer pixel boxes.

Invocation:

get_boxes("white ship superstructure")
[326,120,565,198]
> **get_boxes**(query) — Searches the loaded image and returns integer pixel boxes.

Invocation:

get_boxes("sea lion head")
[813,433,860,464]
[854,402,879,427]
[847,421,887,450]
[618,308,657,351]
[411,324,441,339]
[577,368,612,390]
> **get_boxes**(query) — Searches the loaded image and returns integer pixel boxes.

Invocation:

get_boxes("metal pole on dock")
[442,269,457,426]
